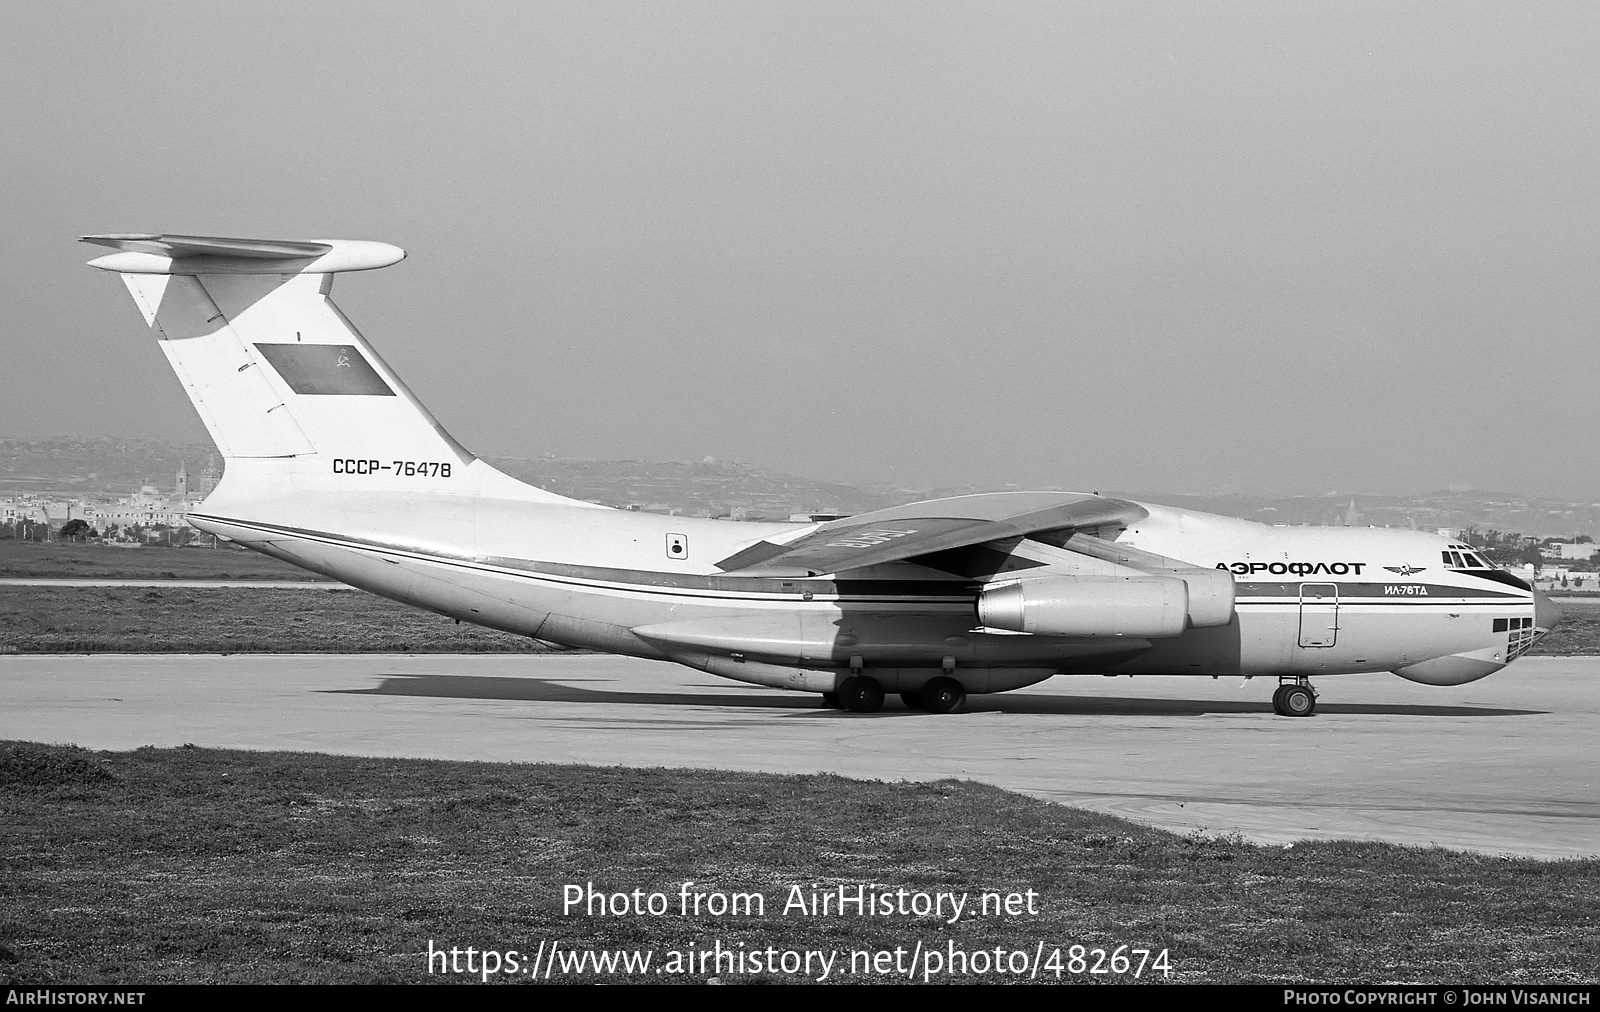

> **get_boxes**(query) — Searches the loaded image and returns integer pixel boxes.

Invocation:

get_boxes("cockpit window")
[1443,545,1490,570]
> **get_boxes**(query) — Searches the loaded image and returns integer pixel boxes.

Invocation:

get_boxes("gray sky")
[2,3,1596,497]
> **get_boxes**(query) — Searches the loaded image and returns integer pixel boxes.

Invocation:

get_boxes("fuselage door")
[1298,583,1339,648]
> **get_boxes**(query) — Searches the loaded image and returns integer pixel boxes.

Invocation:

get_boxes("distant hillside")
[0,437,215,496]
[487,454,902,518]
[0,437,896,520]
[2,437,1594,537]
[1119,490,1600,541]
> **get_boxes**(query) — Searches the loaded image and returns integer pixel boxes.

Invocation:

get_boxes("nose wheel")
[1272,680,1318,717]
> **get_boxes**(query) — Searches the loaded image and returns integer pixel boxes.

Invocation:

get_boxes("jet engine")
[977,576,1191,638]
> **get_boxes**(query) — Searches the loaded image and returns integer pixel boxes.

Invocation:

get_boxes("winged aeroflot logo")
[1384,565,1427,576]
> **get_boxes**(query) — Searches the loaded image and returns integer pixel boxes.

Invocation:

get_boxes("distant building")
[176,462,188,498]
[1533,567,1600,592]
[198,456,221,497]
[1550,543,1598,561]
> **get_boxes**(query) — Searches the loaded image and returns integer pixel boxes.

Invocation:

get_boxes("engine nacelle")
[1177,567,1236,627]
[978,576,1189,638]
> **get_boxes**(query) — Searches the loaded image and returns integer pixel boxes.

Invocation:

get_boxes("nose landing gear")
[1271,679,1318,717]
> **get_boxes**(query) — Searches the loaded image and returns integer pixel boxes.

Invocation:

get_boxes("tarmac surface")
[2,652,1596,859]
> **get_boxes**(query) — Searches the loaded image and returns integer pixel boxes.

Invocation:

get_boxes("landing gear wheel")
[899,690,925,710]
[838,675,884,713]
[919,676,967,714]
[821,692,841,709]
[1273,683,1316,717]
[1280,684,1316,717]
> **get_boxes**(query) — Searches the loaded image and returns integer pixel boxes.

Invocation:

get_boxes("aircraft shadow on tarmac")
[329,674,1543,719]
[332,675,819,710]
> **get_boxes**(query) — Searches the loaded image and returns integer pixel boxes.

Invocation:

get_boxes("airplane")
[81,233,1565,717]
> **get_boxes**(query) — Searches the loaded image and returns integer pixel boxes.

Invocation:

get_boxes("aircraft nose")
[1534,590,1565,632]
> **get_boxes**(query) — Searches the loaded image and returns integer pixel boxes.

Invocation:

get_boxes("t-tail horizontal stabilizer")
[82,233,404,275]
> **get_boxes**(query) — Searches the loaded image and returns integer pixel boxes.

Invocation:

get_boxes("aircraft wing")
[714,491,1148,576]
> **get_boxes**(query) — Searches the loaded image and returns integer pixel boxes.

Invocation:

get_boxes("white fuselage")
[187,460,1539,694]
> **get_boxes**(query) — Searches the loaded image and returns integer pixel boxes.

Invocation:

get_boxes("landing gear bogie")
[828,675,968,714]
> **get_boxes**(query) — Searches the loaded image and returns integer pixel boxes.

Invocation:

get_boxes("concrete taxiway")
[2,653,1596,859]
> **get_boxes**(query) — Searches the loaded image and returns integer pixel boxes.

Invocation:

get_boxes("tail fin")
[83,233,571,505]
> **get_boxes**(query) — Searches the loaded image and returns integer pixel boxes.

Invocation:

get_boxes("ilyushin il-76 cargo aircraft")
[83,233,1565,717]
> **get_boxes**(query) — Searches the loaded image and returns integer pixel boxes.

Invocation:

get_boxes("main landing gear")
[824,675,968,714]
[835,675,885,713]
[915,676,967,714]
[1271,678,1318,717]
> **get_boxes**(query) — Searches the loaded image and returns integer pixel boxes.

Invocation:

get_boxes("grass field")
[1,742,1595,985]
[1528,596,1600,655]
[0,539,325,581]
[0,586,549,654]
